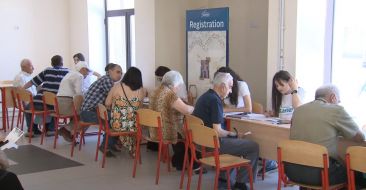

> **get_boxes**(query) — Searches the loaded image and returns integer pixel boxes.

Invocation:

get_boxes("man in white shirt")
[57,62,90,142]
[13,59,37,96]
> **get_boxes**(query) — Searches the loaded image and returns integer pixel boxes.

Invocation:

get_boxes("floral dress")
[110,96,140,154]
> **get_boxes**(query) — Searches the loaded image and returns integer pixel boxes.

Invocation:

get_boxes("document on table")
[1,127,24,150]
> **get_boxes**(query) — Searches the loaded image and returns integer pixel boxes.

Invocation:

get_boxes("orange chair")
[9,88,22,130]
[70,95,97,157]
[96,103,137,168]
[16,88,46,143]
[180,114,204,190]
[133,108,173,185]
[277,140,346,190]
[42,92,75,147]
[187,120,254,190]
[346,146,366,190]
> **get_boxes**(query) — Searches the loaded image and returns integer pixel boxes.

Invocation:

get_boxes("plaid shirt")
[81,75,114,111]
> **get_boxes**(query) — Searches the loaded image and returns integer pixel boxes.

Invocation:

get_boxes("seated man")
[193,72,259,190]
[287,84,366,188]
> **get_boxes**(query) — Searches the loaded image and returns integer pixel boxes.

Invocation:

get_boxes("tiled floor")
[0,127,299,190]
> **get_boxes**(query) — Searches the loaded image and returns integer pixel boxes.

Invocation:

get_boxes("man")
[57,62,90,142]
[23,55,69,136]
[288,84,366,187]
[13,59,37,96]
[193,72,259,190]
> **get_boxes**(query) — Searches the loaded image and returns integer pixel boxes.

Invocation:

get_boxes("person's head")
[75,61,90,78]
[20,59,34,74]
[122,67,143,91]
[315,84,341,105]
[51,55,63,67]
[105,63,122,82]
[73,53,85,64]
[161,70,185,93]
[155,66,171,84]
[271,70,293,116]
[216,66,243,105]
[212,72,233,99]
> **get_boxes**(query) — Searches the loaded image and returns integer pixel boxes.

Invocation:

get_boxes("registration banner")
[186,7,229,100]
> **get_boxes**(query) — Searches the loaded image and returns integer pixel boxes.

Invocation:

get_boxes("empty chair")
[277,140,346,190]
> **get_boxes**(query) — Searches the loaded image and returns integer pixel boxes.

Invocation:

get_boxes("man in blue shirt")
[193,72,259,190]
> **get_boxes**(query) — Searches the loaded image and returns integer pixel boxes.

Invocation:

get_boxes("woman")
[271,70,304,120]
[149,71,195,170]
[216,67,252,113]
[105,67,146,156]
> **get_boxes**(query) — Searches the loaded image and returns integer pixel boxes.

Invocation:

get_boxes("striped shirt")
[31,66,69,105]
[81,75,114,111]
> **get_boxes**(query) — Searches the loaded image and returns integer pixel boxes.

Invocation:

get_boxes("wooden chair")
[95,103,137,168]
[42,92,74,147]
[180,114,204,190]
[16,88,45,143]
[4,87,17,130]
[70,95,97,157]
[346,146,366,190]
[252,101,264,114]
[187,121,254,190]
[277,140,346,190]
[0,80,14,132]
[133,108,169,185]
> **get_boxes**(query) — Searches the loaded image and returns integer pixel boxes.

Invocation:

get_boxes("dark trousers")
[25,103,55,132]
[284,158,346,186]
[171,141,200,170]
[0,169,23,190]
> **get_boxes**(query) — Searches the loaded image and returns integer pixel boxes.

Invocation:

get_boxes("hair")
[271,70,292,116]
[315,84,340,100]
[51,55,63,67]
[122,67,143,91]
[104,63,119,74]
[155,66,171,77]
[73,53,85,62]
[216,67,243,106]
[20,59,30,68]
[161,70,184,89]
[213,72,233,87]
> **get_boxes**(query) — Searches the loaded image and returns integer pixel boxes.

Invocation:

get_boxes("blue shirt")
[192,89,223,128]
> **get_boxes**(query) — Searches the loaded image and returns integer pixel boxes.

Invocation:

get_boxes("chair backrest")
[252,101,264,114]
[347,146,366,173]
[43,91,56,106]
[185,114,204,127]
[278,140,328,168]
[4,87,15,108]
[189,122,219,149]
[136,109,161,128]
[16,88,33,111]
[73,95,84,114]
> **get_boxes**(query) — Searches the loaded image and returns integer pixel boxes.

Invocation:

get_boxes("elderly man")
[192,72,259,190]
[288,84,366,188]
[13,59,37,96]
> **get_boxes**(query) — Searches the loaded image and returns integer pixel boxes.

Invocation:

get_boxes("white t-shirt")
[57,71,84,97]
[13,71,37,96]
[279,87,305,120]
[224,81,251,108]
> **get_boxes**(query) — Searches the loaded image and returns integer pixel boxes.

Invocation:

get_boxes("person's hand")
[288,77,299,91]
[264,110,274,117]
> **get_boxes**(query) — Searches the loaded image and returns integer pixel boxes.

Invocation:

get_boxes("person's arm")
[212,123,236,137]
[224,95,252,113]
[23,80,33,89]
[93,71,101,79]
[352,131,365,142]
[105,85,116,108]
[289,77,302,108]
[172,98,194,114]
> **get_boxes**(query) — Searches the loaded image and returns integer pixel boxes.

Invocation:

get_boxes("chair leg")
[179,141,189,189]
[28,114,34,143]
[71,131,78,157]
[11,108,15,130]
[6,108,10,130]
[79,130,84,151]
[53,118,59,148]
[226,169,231,190]
[101,134,109,168]
[21,113,25,131]
[132,136,141,178]
[40,115,47,145]
[246,166,254,190]
[95,128,102,161]
[262,158,266,180]
[213,168,220,190]
[155,142,163,185]
[277,162,282,190]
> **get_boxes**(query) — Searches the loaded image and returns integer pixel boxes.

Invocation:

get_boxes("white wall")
[0,0,70,80]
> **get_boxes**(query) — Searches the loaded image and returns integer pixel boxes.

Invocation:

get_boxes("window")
[105,0,135,72]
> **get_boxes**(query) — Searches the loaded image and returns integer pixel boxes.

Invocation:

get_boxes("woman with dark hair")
[271,70,304,120]
[216,67,252,113]
[105,67,146,156]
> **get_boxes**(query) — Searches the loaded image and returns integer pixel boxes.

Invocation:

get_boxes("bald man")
[13,59,37,96]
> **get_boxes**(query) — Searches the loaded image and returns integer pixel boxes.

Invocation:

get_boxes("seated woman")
[105,67,145,156]
[216,67,252,113]
[149,71,195,170]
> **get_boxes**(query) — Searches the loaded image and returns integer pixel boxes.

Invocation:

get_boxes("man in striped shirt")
[23,55,69,136]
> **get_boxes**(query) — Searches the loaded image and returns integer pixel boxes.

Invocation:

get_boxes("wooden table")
[0,82,14,132]
[227,117,366,161]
